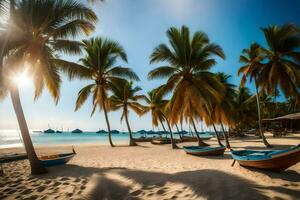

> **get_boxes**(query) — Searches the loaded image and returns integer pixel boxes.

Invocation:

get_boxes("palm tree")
[109,81,146,146]
[71,37,139,147]
[232,87,257,134]
[238,43,271,147]
[211,73,236,148]
[0,0,97,174]
[144,88,178,149]
[148,25,225,146]
[259,24,300,100]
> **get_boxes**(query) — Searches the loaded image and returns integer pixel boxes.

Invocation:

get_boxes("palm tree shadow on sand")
[40,165,273,200]
[4,163,299,200]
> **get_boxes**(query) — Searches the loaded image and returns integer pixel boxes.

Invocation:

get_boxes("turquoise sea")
[0,130,212,148]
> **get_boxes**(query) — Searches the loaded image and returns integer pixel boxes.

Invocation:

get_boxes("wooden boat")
[183,146,226,156]
[134,137,152,142]
[0,153,28,163]
[151,138,171,145]
[39,148,76,167]
[181,135,212,142]
[231,144,300,171]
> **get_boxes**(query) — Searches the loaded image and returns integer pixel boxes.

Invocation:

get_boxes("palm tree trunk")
[191,118,209,146]
[159,118,167,132]
[220,122,231,149]
[124,108,136,146]
[100,86,114,147]
[175,123,183,140]
[211,122,224,147]
[254,78,271,147]
[10,86,47,175]
[163,116,178,149]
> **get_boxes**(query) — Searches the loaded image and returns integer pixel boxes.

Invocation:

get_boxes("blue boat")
[231,144,300,171]
[39,149,76,167]
[183,146,226,156]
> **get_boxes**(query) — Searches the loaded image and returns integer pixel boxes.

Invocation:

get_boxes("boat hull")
[234,150,300,171]
[183,146,226,156]
[40,153,75,167]
[181,136,212,142]
[232,145,300,171]
[151,138,171,145]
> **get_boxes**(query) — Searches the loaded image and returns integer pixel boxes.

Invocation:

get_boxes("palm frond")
[75,83,95,111]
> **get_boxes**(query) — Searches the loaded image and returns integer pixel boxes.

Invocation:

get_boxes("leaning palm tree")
[0,0,97,174]
[238,43,271,147]
[148,25,225,146]
[259,24,300,100]
[211,73,236,148]
[144,88,178,149]
[71,37,139,147]
[109,81,146,146]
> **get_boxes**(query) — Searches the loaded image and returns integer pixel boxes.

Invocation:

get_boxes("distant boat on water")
[146,130,156,135]
[111,130,120,134]
[72,129,83,133]
[96,130,108,134]
[43,129,55,134]
[136,130,147,134]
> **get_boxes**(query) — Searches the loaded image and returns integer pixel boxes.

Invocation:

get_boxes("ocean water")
[0,130,212,148]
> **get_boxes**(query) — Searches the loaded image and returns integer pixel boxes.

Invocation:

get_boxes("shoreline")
[1,135,299,199]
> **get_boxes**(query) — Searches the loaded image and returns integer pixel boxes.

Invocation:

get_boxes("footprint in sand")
[156,188,166,195]
[74,178,80,182]
[21,189,32,195]
[80,185,86,190]
[7,189,17,195]
[147,193,154,197]
[53,182,61,186]
[184,193,190,197]
[37,186,46,192]
[60,177,70,181]
[130,189,143,196]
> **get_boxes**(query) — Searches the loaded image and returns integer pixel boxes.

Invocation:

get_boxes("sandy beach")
[1,134,299,200]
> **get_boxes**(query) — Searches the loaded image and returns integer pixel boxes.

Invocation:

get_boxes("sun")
[13,70,31,87]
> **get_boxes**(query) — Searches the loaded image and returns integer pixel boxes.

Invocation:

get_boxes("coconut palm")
[71,37,139,147]
[259,24,300,99]
[149,25,225,146]
[238,43,271,147]
[144,88,178,149]
[232,87,257,134]
[0,0,97,174]
[109,81,146,146]
[211,73,236,148]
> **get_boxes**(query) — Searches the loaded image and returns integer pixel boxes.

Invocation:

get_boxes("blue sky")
[1,0,300,131]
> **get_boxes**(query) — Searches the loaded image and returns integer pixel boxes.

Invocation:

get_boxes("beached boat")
[39,150,76,167]
[181,135,212,142]
[151,138,171,145]
[0,153,28,163]
[134,136,152,142]
[231,144,300,171]
[183,146,226,156]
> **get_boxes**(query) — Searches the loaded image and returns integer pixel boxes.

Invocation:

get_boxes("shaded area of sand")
[0,134,299,200]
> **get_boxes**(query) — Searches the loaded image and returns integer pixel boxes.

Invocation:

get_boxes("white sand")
[0,133,299,200]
